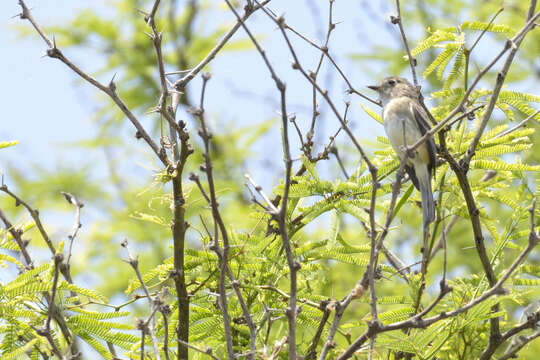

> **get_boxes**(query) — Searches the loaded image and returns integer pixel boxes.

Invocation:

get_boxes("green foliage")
[460,20,513,33]
[3,0,540,359]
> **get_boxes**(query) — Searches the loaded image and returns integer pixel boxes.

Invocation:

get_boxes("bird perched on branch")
[368,76,436,228]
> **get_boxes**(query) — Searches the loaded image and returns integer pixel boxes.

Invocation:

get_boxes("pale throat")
[379,93,393,107]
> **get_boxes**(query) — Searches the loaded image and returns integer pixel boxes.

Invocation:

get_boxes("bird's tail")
[417,164,435,228]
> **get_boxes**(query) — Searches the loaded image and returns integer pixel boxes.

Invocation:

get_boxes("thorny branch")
[122,240,162,360]
[61,192,83,270]
[190,73,257,360]
[141,1,193,358]
[0,207,34,269]
[223,1,299,358]
[252,4,388,359]
[1,184,58,257]
[392,0,418,87]
[268,3,379,107]
[307,0,337,154]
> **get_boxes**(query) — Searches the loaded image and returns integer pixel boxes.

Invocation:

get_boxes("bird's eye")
[388,79,396,85]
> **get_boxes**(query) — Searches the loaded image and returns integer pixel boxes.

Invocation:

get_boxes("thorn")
[108,73,117,92]
[135,8,149,17]
[276,15,286,28]
[146,106,160,115]
[60,191,75,205]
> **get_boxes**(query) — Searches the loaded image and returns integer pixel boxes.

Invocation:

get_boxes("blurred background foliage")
[1,0,539,358]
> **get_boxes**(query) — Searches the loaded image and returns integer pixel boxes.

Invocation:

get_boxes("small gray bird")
[368,76,436,228]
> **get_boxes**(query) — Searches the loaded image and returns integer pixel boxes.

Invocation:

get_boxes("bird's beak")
[367,85,380,91]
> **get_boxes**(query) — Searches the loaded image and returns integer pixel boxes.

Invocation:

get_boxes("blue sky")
[2,1,100,168]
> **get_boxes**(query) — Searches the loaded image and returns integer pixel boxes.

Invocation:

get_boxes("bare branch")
[0,207,34,269]
[176,339,219,360]
[61,192,83,270]
[222,1,299,357]
[392,0,418,86]
[190,73,257,359]
[500,331,540,360]
[1,184,57,255]
[121,240,161,360]
[492,109,540,140]
[245,174,279,214]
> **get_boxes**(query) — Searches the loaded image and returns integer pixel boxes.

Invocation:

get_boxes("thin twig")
[176,339,219,360]
[464,8,505,90]
[0,208,34,269]
[1,184,56,255]
[305,304,330,360]
[60,192,83,270]
[245,174,279,214]
[392,0,418,86]
[159,296,171,360]
[308,0,337,148]
[223,2,298,357]
[492,109,539,140]
[190,73,257,359]
[121,240,161,360]
[258,284,322,310]
[499,331,540,360]
[45,254,63,332]
[469,8,505,54]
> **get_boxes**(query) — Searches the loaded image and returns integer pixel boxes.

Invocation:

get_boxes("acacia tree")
[1,0,539,359]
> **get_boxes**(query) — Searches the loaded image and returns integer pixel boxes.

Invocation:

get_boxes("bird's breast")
[382,98,426,162]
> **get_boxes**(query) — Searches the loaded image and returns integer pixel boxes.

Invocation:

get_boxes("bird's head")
[367,76,416,106]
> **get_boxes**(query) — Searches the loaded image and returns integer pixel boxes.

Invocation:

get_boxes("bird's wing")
[410,102,437,175]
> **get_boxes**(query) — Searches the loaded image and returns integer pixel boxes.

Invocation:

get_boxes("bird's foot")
[400,145,416,159]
